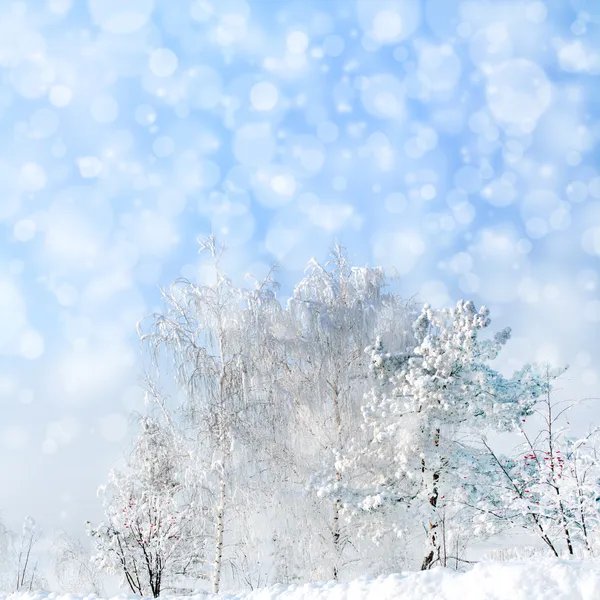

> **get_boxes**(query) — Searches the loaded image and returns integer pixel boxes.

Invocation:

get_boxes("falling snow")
[0,0,599,577]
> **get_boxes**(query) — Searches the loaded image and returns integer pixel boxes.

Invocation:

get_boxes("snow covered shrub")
[88,417,205,597]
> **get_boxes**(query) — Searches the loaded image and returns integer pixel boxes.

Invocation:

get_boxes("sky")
[1,0,600,541]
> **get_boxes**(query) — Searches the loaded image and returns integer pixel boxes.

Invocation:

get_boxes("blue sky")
[1,0,600,537]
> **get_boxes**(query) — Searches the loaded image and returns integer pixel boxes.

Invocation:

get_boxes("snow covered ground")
[4,560,600,600]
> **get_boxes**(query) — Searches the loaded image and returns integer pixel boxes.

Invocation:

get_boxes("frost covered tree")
[133,241,414,586]
[560,431,600,554]
[94,238,600,586]
[286,245,413,579]
[88,416,204,597]
[324,300,547,570]
[475,368,600,557]
[14,517,44,591]
[138,236,285,592]
[51,531,104,594]
[0,517,45,592]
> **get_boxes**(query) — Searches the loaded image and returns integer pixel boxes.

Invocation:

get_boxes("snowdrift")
[4,560,600,600]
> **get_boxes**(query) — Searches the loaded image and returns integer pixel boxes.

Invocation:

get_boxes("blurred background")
[0,0,599,552]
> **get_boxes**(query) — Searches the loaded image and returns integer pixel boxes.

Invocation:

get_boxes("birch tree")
[138,236,284,592]
[286,245,412,579]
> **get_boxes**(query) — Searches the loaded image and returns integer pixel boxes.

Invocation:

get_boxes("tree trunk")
[421,470,441,570]
[545,389,574,556]
[557,495,574,555]
[212,476,226,593]
[330,382,343,580]
[332,498,341,580]
[213,329,227,593]
[576,479,592,553]
[421,429,441,570]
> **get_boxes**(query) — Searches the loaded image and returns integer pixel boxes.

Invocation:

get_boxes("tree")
[88,417,205,597]
[325,300,547,570]
[138,236,284,592]
[561,431,600,554]
[0,516,45,592]
[286,245,412,579]
[51,531,104,594]
[90,238,600,583]
[134,241,416,586]
[474,368,600,557]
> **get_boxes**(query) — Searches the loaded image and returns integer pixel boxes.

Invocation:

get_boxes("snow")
[485,59,552,128]
[1,0,600,573]
[48,85,73,107]
[4,561,600,600]
[88,0,155,35]
[250,82,279,112]
[90,95,119,124]
[148,49,178,78]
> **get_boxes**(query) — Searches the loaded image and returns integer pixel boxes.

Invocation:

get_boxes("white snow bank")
[4,560,600,600]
